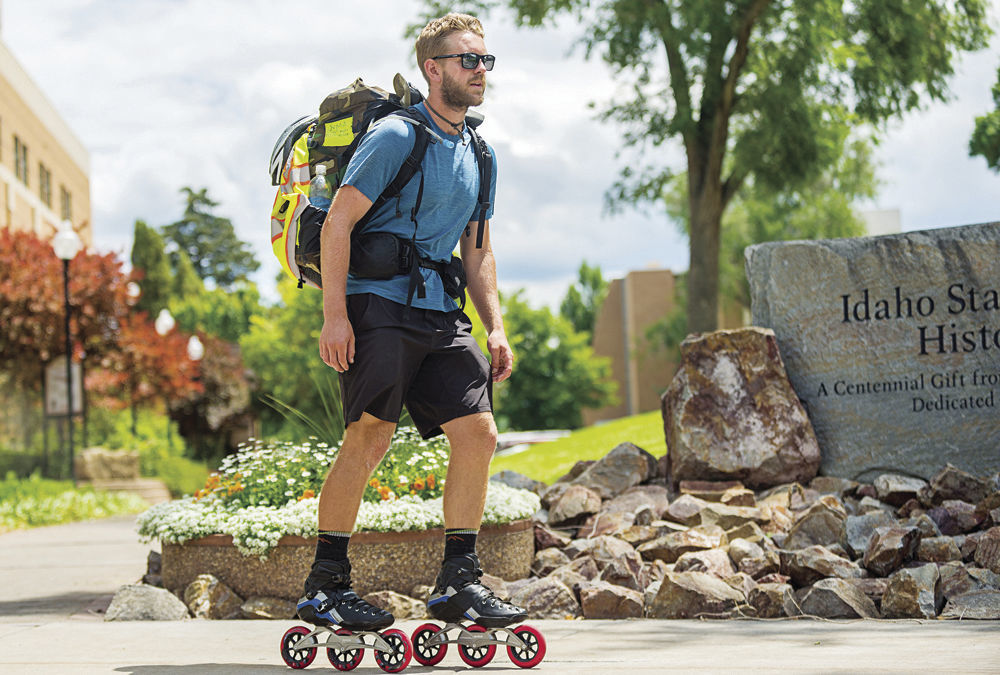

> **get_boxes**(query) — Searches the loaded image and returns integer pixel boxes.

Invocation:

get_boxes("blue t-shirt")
[342,102,498,312]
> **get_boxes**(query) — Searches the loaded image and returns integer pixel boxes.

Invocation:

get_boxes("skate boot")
[296,559,393,631]
[427,553,527,628]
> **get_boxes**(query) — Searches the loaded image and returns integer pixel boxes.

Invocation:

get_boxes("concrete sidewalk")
[1,517,998,674]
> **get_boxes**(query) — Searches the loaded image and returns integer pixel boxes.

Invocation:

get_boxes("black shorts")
[339,293,493,439]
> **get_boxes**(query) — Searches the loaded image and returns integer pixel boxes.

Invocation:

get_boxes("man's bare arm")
[460,220,513,382]
[318,185,372,372]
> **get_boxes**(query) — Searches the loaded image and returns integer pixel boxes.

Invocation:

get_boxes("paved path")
[1,517,998,674]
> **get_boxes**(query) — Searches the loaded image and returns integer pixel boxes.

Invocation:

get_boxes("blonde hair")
[415,13,486,83]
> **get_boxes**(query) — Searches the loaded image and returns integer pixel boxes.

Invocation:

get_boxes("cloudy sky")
[4,0,999,308]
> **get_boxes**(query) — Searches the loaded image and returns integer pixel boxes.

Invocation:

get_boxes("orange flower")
[299,489,315,501]
[378,486,391,500]
[227,482,244,496]
[369,478,380,488]
[426,474,436,490]
[412,478,425,491]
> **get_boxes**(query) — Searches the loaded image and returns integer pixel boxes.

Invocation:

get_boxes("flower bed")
[138,429,541,560]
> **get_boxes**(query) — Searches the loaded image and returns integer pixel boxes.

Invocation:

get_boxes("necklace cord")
[423,100,465,134]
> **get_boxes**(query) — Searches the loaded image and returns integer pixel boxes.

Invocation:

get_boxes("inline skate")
[411,553,546,668]
[280,559,412,672]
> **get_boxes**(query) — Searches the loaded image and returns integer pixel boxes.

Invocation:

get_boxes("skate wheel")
[507,624,546,668]
[458,624,496,667]
[412,622,448,666]
[374,628,412,673]
[327,628,363,671]
[280,625,317,669]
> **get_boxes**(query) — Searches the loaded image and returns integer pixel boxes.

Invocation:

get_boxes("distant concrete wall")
[585,269,679,425]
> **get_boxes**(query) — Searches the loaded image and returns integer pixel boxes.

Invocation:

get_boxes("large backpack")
[269,75,491,297]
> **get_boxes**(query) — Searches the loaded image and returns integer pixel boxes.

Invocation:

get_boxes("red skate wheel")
[507,624,546,668]
[280,625,317,669]
[327,628,363,671]
[412,622,448,666]
[458,624,496,667]
[374,628,412,673]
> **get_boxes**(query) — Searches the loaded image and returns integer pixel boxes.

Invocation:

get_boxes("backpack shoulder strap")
[467,125,491,249]
[353,110,435,232]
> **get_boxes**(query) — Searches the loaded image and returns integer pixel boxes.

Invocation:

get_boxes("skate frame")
[423,622,530,651]
[289,626,396,655]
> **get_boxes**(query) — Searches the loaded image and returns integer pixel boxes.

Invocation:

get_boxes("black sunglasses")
[431,52,496,71]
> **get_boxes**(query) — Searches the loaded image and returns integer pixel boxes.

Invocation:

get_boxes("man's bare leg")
[440,411,498,530]
[297,412,397,629]
[427,411,527,626]
[317,412,397,532]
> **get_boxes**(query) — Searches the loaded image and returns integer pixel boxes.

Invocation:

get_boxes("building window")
[14,136,29,186]
[60,185,72,221]
[39,164,53,207]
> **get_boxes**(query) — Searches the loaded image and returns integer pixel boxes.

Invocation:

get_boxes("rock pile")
[494,453,1000,621]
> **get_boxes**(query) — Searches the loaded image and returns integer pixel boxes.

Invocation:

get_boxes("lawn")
[490,411,666,485]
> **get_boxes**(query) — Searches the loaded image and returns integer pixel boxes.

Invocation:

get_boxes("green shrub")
[0,472,148,531]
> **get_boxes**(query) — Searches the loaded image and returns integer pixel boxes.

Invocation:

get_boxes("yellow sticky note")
[324,117,355,147]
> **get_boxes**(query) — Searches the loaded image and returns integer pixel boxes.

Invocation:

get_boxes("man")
[296,13,527,632]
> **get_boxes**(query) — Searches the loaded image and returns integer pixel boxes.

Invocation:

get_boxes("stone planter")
[161,519,534,600]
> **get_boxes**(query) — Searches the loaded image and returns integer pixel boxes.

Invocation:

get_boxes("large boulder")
[579,581,644,619]
[919,464,993,505]
[863,526,921,577]
[637,525,727,563]
[569,442,657,499]
[105,584,189,621]
[784,546,865,587]
[647,571,745,619]
[509,577,580,619]
[548,485,603,526]
[881,564,941,619]
[798,578,879,618]
[842,510,896,558]
[661,328,821,490]
[183,574,243,620]
[973,526,1000,574]
[940,591,1000,620]
[784,497,847,550]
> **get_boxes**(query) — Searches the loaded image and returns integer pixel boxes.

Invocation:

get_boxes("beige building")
[0,8,91,247]
[584,268,746,425]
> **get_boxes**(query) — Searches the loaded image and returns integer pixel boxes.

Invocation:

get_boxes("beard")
[441,69,485,109]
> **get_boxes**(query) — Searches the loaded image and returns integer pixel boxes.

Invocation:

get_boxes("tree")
[494,292,616,430]
[559,261,609,338]
[171,247,205,298]
[130,219,173,315]
[418,0,991,332]
[169,334,254,462]
[239,278,339,438]
[648,133,876,357]
[95,312,204,437]
[0,228,133,388]
[170,283,263,344]
[162,187,260,289]
[971,64,1000,172]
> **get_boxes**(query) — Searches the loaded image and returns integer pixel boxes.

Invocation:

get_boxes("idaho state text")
[840,284,999,355]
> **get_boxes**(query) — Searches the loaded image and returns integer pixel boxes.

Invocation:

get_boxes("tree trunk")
[686,180,724,334]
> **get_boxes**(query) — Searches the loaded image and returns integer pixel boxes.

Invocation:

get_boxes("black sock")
[315,530,351,563]
[444,528,478,559]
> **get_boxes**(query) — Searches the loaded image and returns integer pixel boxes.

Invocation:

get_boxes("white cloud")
[3,0,998,312]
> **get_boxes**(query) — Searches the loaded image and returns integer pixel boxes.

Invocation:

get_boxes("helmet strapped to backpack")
[269,75,491,298]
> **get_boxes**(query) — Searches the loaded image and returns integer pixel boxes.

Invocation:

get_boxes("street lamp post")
[52,221,82,481]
